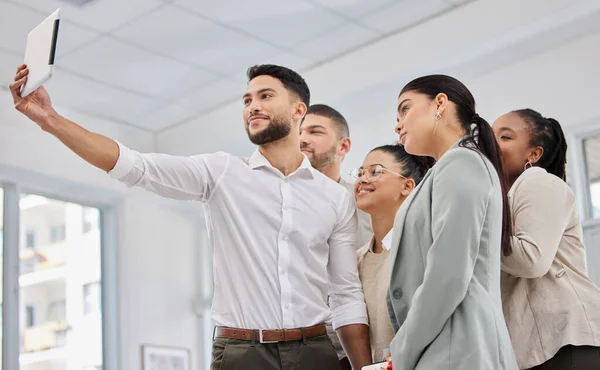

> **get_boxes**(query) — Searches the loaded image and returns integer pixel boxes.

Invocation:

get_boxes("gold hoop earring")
[524,160,533,170]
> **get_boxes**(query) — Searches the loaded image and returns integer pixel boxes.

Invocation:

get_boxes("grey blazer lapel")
[389,168,433,264]
[388,137,467,264]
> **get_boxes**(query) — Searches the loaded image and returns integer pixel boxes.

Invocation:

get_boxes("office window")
[82,207,99,234]
[49,225,66,243]
[25,230,35,249]
[19,194,103,370]
[47,301,66,322]
[83,282,101,315]
[25,306,35,328]
[584,134,600,219]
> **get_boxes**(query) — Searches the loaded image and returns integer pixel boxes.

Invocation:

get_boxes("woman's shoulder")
[513,169,574,198]
[436,146,488,168]
[434,146,496,184]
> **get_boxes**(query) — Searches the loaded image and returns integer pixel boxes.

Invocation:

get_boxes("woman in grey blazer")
[388,75,519,369]
[493,109,600,369]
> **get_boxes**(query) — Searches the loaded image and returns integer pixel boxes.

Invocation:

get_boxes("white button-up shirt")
[356,231,393,262]
[109,142,368,330]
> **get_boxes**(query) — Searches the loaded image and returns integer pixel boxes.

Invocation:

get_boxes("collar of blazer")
[389,137,471,264]
[389,171,429,265]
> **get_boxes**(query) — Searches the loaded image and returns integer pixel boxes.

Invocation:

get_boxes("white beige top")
[357,232,395,361]
[501,166,600,368]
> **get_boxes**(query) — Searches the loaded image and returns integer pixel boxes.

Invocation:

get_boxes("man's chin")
[247,129,266,142]
[248,125,266,135]
[245,120,292,145]
[248,132,280,146]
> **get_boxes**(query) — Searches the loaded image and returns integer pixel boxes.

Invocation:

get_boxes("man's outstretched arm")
[9,64,224,202]
[10,64,119,172]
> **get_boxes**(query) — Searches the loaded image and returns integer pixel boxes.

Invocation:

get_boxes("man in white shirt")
[300,104,373,369]
[9,64,371,370]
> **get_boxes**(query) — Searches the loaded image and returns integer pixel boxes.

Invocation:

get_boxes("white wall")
[0,89,205,370]
[119,199,202,370]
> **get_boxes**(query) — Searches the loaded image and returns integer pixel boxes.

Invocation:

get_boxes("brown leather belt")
[215,323,327,343]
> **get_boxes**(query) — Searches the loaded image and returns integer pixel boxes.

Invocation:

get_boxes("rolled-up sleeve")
[328,190,368,330]
[108,141,229,202]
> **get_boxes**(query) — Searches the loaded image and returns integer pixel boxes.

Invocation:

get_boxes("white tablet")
[361,361,390,370]
[21,8,61,97]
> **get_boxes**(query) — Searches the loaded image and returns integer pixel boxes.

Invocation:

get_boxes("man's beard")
[246,113,292,145]
[304,144,337,171]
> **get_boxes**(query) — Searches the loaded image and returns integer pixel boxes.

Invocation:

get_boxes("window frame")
[566,120,600,221]
[581,133,600,221]
[1,164,121,370]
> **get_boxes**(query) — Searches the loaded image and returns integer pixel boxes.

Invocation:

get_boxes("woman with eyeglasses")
[349,144,434,362]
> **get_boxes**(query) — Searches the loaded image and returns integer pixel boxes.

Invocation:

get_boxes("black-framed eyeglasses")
[350,164,406,183]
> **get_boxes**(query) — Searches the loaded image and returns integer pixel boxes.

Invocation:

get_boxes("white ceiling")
[0,0,469,132]
[144,0,600,168]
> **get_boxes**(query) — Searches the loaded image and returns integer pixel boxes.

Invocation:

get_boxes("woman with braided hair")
[350,143,434,363]
[493,109,600,369]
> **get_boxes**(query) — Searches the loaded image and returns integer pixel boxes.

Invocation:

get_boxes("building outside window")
[18,194,104,370]
[25,231,36,249]
[83,282,101,316]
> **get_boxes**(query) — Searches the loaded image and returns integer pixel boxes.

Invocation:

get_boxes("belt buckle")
[259,329,279,344]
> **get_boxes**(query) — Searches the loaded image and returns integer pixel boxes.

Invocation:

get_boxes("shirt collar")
[380,230,393,251]
[358,230,392,258]
[508,166,546,198]
[248,149,315,179]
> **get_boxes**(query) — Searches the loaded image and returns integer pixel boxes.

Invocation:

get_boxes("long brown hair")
[400,75,513,256]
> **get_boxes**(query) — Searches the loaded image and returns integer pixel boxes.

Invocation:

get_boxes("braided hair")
[512,109,568,181]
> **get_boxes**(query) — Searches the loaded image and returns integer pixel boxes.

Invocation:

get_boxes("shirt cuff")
[108,141,135,180]
[331,301,368,330]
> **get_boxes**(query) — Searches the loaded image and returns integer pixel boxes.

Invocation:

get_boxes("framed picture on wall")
[141,344,191,370]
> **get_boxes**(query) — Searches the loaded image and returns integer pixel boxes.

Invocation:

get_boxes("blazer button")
[392,289,403,299]
[556,268,566,278]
